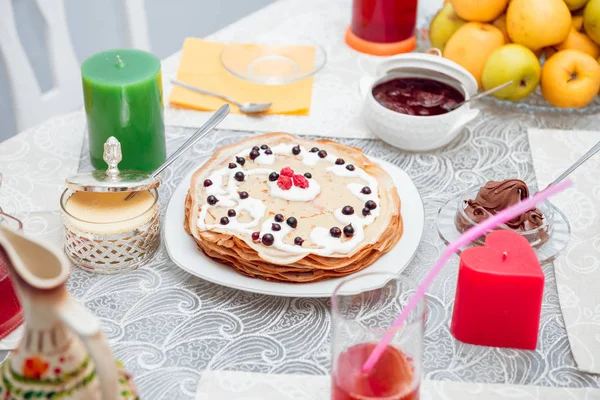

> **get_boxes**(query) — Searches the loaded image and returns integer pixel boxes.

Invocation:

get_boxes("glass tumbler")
[0,212,23,340]
[346,0,419,55]
[331,273,425,400]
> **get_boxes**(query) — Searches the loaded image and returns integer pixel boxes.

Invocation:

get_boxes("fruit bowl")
[416,13,600,115]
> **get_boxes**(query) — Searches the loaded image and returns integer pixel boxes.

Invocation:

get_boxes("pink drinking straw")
[361,179,573,374]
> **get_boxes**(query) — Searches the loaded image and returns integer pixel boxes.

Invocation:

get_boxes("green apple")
[564,0,589,11]
[584,0,600,45]
[429,3,466,52]
[481,44,542,102]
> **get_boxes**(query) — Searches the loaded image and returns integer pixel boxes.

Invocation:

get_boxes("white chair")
[0,0,151,133]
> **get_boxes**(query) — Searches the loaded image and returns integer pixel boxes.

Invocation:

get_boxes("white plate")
[164,158,424,297]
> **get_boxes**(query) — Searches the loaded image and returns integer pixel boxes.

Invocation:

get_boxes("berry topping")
[207,195,218,205]
[346,164,356,171]
[203,179,213,187]
[286,217,298,228]
[277,175,293,190]
[220,217,229,225]
[271,223,281,231]
[292,145,301,155]
[264,149,273,155]
[343,224,355,237]
[310,147,319,153]
[335,158,345,165]
[365,200,377,210]
[294,237,304,246]
[318,150,328,158]
[249,149,260,160]
[292,174,309,189]
[262,234,274,246]
[274,214,284,222]
[228,162,236,169]
[361,186,372,195]
[362,207,371,216]
[260,144,269,150]
[342,205,354,215]
[304,172,312,179]
[228,209,236,217]
[234,171,245,182]
[269,172,280,182]
[280,167,294,177]
[239,191,249,199]
[252,146,260,151]
[236,156,246,166]
[330,227,342,238]
[251,232,260,242]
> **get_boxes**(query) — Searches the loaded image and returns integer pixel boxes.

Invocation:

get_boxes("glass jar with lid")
[60,137,161,274]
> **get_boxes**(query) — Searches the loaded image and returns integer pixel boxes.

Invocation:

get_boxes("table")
[3,2,600,400]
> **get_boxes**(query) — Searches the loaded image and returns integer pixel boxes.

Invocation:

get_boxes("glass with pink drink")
[0,211,23,340]
[331,273,425,400]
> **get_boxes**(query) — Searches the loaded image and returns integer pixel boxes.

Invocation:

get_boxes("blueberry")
[330,227,342,238]
[342,206,354,215]
[239,191,249,199]
[362,207,371,216]
[310,147,319,153]
[220,217,229,225]
[361,186,372,195]
[365,200,377,210]
[294,237,304,246]
[292,146,301,155]
[271,223,281,232]
[228,162,236,169]
[304,172,312,179]
[227,209,236,217]
[264,149,273,155]
[262,234,274,246]
[234,171,245,182]
[269,172,280,182]
[318,150,328,158]
[335,158,345,165]
[343,224,355,237]
[286,217,298,228]
[207,195,218,205]
[249,150,260,160]
[236,156,246,166]
[274,214,284,223]
[203,179,213,187]
[346,164,355,171]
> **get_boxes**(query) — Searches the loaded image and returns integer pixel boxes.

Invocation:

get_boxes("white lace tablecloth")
[1,0,600,399]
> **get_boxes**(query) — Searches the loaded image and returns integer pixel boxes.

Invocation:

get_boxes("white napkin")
[528,128,600,374]
[195,370,598,399]
[0,325,24,351]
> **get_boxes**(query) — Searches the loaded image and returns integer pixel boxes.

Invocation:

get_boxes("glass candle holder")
[331,273,425,400]
[0,212,23,339]
[60,188,160,274]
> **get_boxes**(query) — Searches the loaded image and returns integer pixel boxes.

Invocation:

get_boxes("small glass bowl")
[220,37,327,85]
[455,188,554,248]
[437,187,571,264]
[60,188,160,274]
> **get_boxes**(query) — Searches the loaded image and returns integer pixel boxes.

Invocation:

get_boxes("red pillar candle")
[450,230,544,350]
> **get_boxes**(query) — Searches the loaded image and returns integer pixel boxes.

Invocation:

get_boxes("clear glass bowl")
[437,187,571,264]
[455,188,554,248]
[60,188,160,274]
[220,37,327,85]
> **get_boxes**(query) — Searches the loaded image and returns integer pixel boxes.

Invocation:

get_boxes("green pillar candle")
[82,49,166,172]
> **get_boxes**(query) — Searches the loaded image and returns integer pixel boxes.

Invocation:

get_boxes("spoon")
[171,79,272,113]
[546,139,600,188]
[452,80,513,110]
[124,103,230,201]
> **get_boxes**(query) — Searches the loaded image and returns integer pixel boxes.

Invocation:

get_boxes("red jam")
[372,78,465,116]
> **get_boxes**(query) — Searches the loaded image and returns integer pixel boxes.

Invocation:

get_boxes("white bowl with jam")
[359,51,480,151]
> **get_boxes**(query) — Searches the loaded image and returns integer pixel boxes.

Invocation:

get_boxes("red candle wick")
[502,251,508,261]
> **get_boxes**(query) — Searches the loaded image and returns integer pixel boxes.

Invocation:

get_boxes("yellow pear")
[450,0,509,22]
[493,15,511,43]
[507,0,572,50]
[564,0,590,11]
[546,27,600,59]
[572,15,585,30]
[584,0,600,45]
[444,22,506,87]
[429,3,467,52]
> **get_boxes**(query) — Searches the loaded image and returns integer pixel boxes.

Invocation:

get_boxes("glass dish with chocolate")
[454,179,553,247]
[436,178,571,264]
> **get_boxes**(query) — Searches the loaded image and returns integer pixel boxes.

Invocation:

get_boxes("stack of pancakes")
[184,132,402,283]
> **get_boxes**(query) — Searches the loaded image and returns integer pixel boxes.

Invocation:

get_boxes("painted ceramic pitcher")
[0,226,138,400]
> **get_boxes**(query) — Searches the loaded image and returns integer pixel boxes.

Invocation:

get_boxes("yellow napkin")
[169,38,315,115]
